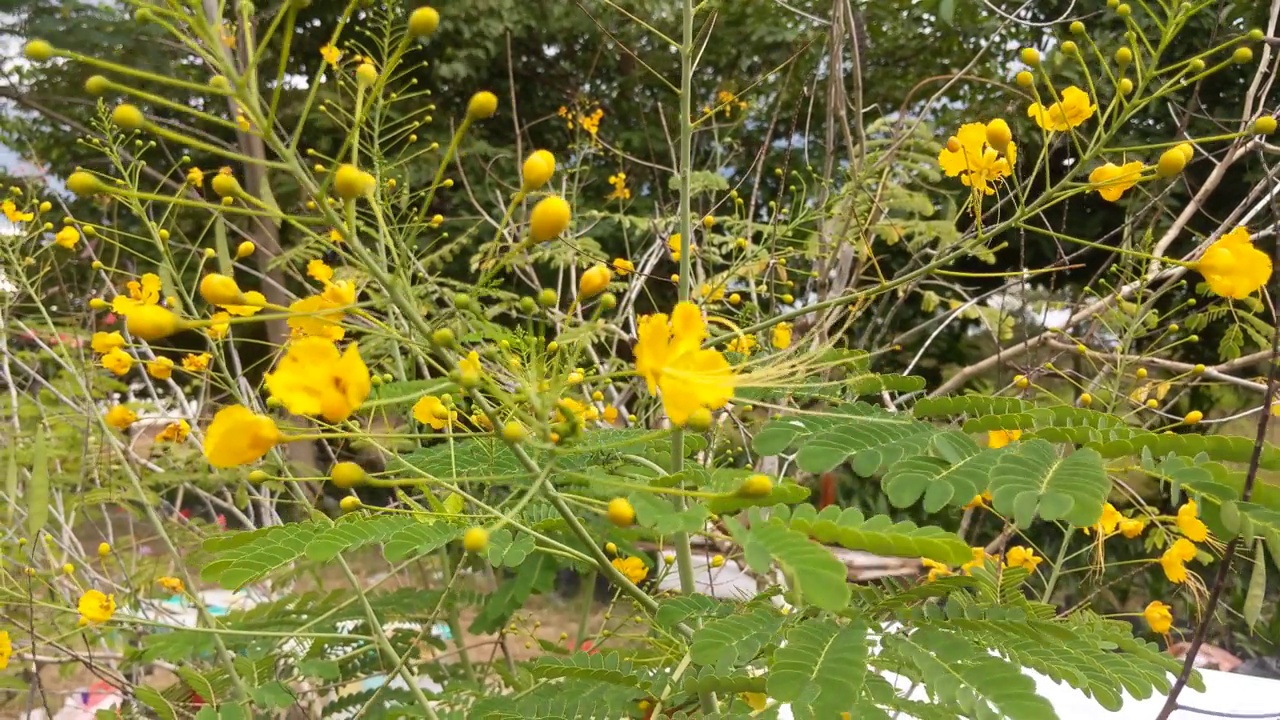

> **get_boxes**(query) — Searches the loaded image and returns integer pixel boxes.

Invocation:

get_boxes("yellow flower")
[726,334,757,355]
[1088,161,1144,202]
[611,556,648,584]
[288,295,346,340]
[101,348,133,376]
[987,429,1022,449]
[612,258,634,276]
[960,546,997,574]
[458,350,482,385]
[1195,226,1272,299]
[322,280,357,307]
[147,356,175,380]
[1119,516,1146,539]
[633,302,735,426]
[220,290,266,317]
[1176,500,1209,542]
[1085,502,1124,535]
[606,172,631,201]
[111,273,162,314]
[104,405,137,430]
[155,419,191,444]
[307,259,334,283]
[771,322,793,350]
[157,576,185,595]
[412,395,455,430]
[186,167,204,187]
[91,331,125,355]
[603,405,619,424]
[963,490,992,510]
[921,558,952,582]
[207,312,231,340]
[182,353,212,372]
[320,44,342,65]
[1005,546,1043,572]
[667,233,694,261]
[1027,86,1096,132]
[1160,538,1198,584]
[265,338,371,423]
[204,405,280,467]
[1143,600,1173,634]
[54,226,80,249]
[0,630,9,670]
[77,590,116,624]
[2,199,33,223]
[937,122,1017,195]
[699,283,725,303]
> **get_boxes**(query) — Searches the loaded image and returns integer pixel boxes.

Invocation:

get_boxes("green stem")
[676,0,718,713]
[1039,531,1075,603]
[576,569,597,647]
[338,558,441,719]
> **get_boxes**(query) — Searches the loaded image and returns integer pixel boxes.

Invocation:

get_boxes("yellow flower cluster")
[633,303,735,426]
[937,121,1017,195]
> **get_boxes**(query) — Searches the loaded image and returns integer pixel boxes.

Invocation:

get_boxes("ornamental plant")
[0,1,1277,718]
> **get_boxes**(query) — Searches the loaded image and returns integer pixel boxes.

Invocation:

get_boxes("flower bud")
[466,91,498,121]
[66,171,102,197]
[85,75,111,96]
[578,264,612,299]
[1254,116,1278,135]
[1016,70,1034,87]
[355,63,377,88]
[408,7,440,37]
[111,104,146,130]
[23,40,55,62]
[1233,47,1254,64]
[1183,410,1203,424]
[1156,147,1187,178]
[1114,47,1133,65]
[330,461,366,488]
[236,241,256,258]
[125,305,182,341]
[199,273,243,305]
[339,496,361,513]
[211,168,242,198]
[1020,47,1041,66]
[333,163,374,199]
[985,119,1012,152]
[521,150,555,191]
[529,195,571,242]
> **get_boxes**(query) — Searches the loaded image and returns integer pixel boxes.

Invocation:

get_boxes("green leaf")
[26,426,48,538]
[690,606,784,667]
[938,0,955,25]
[889,629,1058,720]
[529,651,648,689]
[249,682,295,710]
[1245,541,1266,630]
[383,521,463,562]
[772,504,971,565]
[883,448,1001,512]
[653,595,734,632]
[134,686,179,720]
[485,529,536,567]
[752,402,933,474]
[629,492,708,534]
[767,619,869,720]
[726,516,851,612]
[990,440,1110,528]
[470,553,556,634]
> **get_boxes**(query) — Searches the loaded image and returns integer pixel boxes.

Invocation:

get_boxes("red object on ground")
[567,639,598,655]
[819,472,838,509]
